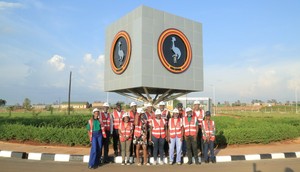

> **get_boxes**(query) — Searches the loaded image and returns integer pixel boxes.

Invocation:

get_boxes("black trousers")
[197,128,203,155]
[113,129,120,155]
[186,136,199,163]
[100,130,110,161]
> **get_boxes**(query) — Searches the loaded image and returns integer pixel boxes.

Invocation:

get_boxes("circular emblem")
[110,31,131,75]
[157,28,192,73]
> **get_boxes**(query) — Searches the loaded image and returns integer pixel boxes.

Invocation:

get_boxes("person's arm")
[149,121,153,142]
[110,113,114,134]
[166,120,170,142]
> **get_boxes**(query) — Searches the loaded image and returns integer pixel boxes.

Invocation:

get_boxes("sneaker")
[159,161,164,165]
[145,163,150,166]
[152,161,157,165]
[177,162,181,165]
[121,161,125,165]
[126,161,131,165]
[186,161,192,165]
[88,166,93,169]
[137,163,142,166]
[169,161,173,165]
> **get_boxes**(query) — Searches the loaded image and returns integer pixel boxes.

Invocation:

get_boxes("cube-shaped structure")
[104,5,203,103]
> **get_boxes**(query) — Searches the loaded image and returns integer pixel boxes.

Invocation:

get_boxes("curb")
[1,150,300,163]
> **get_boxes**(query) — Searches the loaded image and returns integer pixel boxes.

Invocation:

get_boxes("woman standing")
[86,108,107,169]
[149,109,167,165]
[119,113,133,165]
[134,108,150,166]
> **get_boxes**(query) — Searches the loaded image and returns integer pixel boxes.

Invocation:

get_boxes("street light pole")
[296,87,298,114]
[210,84,216,116]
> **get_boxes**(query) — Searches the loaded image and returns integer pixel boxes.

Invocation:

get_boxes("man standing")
[202,111,216,163]
[193,100,205,156]
[158,101,170,156]
[100,102,111,163]
[111,103,125,156]
[183,107,200,165]
[128,102,137,161]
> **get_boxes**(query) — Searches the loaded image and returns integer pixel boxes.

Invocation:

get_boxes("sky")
[1,0,300,105]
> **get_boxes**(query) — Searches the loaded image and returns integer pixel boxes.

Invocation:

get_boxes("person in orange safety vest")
[111,102,125,156]
[202,111,216,163]
[119,113,133,165]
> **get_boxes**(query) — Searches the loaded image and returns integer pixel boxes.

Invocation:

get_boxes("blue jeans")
[169,136,182,163]
[152,135,165,161]
[89,131,103,167]
[203,140,215,161]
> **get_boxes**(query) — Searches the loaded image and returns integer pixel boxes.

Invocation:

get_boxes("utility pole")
[68,71,72,115]
[296,87,298,114]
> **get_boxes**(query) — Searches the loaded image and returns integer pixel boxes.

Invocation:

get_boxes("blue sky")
[1,0,300,105]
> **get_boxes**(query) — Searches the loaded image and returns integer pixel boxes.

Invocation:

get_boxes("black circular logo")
[158,29,192,73]
[110,31,131,75]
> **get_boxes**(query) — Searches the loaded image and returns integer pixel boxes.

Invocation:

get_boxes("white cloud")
[0,1,23,10]
[47,55,65,71]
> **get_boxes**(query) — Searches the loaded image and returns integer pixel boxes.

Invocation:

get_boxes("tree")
[0,99,7,106]
[23,98,32,110]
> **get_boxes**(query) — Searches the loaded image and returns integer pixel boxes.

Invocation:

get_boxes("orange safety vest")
[119,121,133,142]
[202,120,215,141]
[112,110,125,129]
[183,116,197,136]
[168,118,183,139]
[100,112,111,131]
[161,109,169,120]
[146,111,155,122]
[193,109,204,127]
[87,119,107,142]
[151,118,166,139]
[128,110,137,124]
[179,110,185,118]
[134,117,147,137]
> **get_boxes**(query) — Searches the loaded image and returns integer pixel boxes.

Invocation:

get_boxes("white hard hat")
[146,103,153,107]
[103,102,109,107]
[130,102,137,107]
[185,107,192,112]
[193,100,200,105]
[122,112,130,118]
[158,101,165,106]
[172,108,179,113]
[137,108,145,114]
[155,109,162,115]
[92,108,100,113]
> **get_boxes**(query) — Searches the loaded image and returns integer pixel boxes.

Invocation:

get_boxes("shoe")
[137,163,142,166]
[126,161,131,165]
[195,162,201,165]
[121,161,125,165]
[205,160,209,163]
[88,166,93,169]
[152,161,157,165]
[145,163,150,166]
[186,161,192,165]
[212,159,216,163]
[159,161,164,165]
[169,161,173,165]
[177,162,181,165]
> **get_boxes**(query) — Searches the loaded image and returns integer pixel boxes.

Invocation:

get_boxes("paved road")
[1,157,299,172]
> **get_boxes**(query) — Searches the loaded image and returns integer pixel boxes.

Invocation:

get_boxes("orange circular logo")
[157,28,192,73]
[110,31,132,75]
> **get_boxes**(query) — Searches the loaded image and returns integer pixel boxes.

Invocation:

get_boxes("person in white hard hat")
[112,103,125,156]
[86,108,107,169]
[119,113,133,165]
[133,108,150,166]
[99,102,111,163]
[193,100,205,157]
[167,108,183,165]
[128,102,137,160]
[183,107,200,165]
[149,109,167,165]
[145,102,154,160]
[158,101,170,157]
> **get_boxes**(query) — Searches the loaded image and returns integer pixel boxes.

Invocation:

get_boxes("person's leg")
[158,138,165,163]
[152,136,159,162]
[126,140,131,164]
[169,138,175,163]
[103,131,110,162]
[209,141,215,162]
[95,133,103,166]
[113,129,119,156]
[203,141,208,162]
[176,137,182,163]
[136,144,141,164]
[191,138,199,164]
[121,141,126,163]
[186,136,192,163]
[142,144,148,165]
[88,135,97,168]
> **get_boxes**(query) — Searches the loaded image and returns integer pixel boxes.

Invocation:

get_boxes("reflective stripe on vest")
[183,116,197,136]
[169,118,182,139]
[151,119,166,139]
[129,110,136,123]
[119,122,133,142]
[134,120,142,137]
[113,110,124,129]
[193,109,204,127]
[202,120,215,141]
[100,112,111,131]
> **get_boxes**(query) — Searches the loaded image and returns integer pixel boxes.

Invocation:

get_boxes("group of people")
[86,101,216,169]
